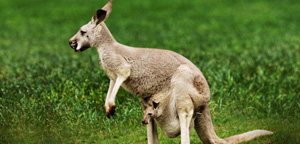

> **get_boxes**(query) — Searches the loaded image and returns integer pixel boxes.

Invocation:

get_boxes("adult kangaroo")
[68,0,273,143]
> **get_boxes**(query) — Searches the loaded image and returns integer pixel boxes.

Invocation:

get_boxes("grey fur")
[69,0,273,143]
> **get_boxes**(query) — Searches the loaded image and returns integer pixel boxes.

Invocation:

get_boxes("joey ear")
[92,0,112,25]
[152,101,159,109]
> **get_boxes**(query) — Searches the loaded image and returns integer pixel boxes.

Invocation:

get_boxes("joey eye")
[148,113,152,116]
[80,30,86,35]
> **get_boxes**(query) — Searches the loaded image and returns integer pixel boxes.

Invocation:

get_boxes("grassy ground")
[1,0,300,143]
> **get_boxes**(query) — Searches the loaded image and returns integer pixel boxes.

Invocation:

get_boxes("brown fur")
[193,75,205,95]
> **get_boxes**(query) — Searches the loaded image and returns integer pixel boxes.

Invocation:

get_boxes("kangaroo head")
[69,0,112,52]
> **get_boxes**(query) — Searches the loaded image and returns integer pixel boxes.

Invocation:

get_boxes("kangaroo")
[68,0,273,143]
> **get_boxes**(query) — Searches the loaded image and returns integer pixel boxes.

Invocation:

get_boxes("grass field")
[1,0,300,143]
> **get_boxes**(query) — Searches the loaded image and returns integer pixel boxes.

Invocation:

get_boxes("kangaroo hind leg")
[172,65,196,144]
[194,104,226,144]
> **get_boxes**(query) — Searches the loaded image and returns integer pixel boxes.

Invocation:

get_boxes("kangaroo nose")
[69,40,78,49]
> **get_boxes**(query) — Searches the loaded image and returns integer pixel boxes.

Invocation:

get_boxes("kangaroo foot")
[105,104,116,118]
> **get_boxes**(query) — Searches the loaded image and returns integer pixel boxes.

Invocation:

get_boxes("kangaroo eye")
[80,30,86,35]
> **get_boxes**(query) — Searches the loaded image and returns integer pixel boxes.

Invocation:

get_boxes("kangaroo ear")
[102,0,112,18]
[152,101,159,109]
[92,0,112,25]
[93,9,107,25]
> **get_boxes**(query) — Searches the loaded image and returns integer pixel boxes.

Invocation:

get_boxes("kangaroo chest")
[98,52,118,80]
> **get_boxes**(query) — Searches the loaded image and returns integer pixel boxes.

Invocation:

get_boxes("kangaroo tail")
[224,129,273,144]
[194,104,273,144]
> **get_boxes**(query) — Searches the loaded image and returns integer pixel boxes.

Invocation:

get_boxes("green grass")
[1,0,300,143]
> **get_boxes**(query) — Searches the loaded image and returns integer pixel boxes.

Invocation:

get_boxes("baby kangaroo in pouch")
[142,96,273,144]
[69,0,273,143]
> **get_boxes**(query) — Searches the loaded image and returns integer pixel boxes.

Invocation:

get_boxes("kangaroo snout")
[69,40,78,50]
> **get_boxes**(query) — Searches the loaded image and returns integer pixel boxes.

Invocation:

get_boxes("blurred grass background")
[0,0,299,143]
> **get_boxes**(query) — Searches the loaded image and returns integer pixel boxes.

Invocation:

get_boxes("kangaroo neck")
[96,22,117,51]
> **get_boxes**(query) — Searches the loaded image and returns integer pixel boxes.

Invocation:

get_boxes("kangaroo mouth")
[74,44,90,52]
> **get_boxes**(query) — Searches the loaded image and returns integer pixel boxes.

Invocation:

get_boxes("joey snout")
[142,112,153,125]
[142,115,151,125]
[142,118,149,125]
